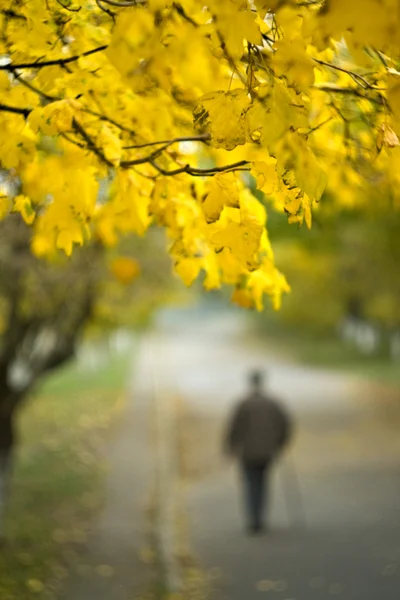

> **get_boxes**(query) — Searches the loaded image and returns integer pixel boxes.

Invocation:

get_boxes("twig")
[9,68,59,102]
[121,135,212,167]
[123,134,210,150]
[0,45,107,71]
[307,116,333,135]
[172,3,199,27]
[55,0,81,11]
[81,106,136,136]
[0,103,31,117]
[98,0,145,6]
[72,118,114,167]
[313,83,384,104]
[60,132,86,148]
[148,159,250,177]
[313,58,381,90]
[96,0,116,18]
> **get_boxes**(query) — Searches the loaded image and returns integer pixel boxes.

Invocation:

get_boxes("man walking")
[224,370,292,534]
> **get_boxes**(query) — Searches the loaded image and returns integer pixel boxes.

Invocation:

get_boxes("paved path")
[62,343,156,600]
[151,306,400,600]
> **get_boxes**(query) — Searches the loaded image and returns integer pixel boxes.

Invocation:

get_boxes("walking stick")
[280,453,307,529]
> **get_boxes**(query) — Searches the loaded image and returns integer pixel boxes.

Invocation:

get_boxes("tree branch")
[96,0,116,19]
[148,159,250,177]
[9,68,58,102]
[98,0,145,6]
[120,134,211,168]
[0,45,108,71]
[313,58,382,91]
[82,101,137,136]
[123,134,210,150]
[72,118,114,167]
[172,3,199,27]
[0,103,31,117]
[313,83,384,104]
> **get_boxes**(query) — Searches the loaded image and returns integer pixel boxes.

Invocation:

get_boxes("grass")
[0,344,134,600]
[259,325,400,386]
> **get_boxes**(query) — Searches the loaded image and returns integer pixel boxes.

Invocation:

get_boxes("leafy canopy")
[0,0,399,310]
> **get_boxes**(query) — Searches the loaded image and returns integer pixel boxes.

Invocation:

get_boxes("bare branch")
[307,116,333,136]
[81,107,136,136]
[123,134,210,150]
[172,3,199,27]
[9,68,59,102]
[96,0,116,19]
[313,83,384,104]
[313,58,382,91]
[0,103,31,117]
[72,118,114,167]
[0,45,108,71]
[55,0,82,11]
[148,159,250,177]
[98,0,145,6]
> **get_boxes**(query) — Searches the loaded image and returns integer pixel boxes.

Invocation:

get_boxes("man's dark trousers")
[241,459,272,531]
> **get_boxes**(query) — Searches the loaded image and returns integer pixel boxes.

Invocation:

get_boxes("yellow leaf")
[0,194,11,220]
[31,232,54,257]
[194,89,250,150]
[56,226,84,256]
[303,195,312,229]
[113,171,151,236]
[376,123,400,150]
[210,208,263,269]
[202,252,221,290]
[201,173,240,223]
[13,194,35,225]
[98,124,122,167]
[389,81,400,125]
[295,141,327,203]
[110,257,140,284]
[232,287,254,309]
[211,2,261,57]
[284,191,302,216]
[273,38,315,91]
[174,257,201,286]
[216,248,246,284]
[254,0,282,16]
[28,100,80,136]
[252,160,278,195]
[106,9,154,84]
[0,71,10,92]
[247,261,290,311]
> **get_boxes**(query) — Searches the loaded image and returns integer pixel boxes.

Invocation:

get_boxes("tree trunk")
[0,411,14,540]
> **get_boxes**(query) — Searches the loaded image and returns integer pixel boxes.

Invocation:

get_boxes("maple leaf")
[194,89,250,150]
[0,0,398,312]
[110,257,140,284]
[210,208,263,269]
[273,39,315,91]
[13,194,35,225]
[201,173,240,223]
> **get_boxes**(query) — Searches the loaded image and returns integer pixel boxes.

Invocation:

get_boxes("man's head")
[249,370,264,390]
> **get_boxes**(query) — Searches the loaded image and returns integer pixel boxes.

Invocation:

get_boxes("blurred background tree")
[252,183,400,361]
[0,215,174,533]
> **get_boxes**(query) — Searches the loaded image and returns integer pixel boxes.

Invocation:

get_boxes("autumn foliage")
[1,0,399,309]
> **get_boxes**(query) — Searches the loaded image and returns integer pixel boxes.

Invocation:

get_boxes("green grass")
[0,345,134,600]
[261,327,400,386]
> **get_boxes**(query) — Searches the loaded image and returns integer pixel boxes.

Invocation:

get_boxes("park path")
[61,304,400,600]
[149,305,400,600]
[62,343,158,600]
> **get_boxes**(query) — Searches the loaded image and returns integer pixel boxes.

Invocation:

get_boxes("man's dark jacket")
[225,392,291,461]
